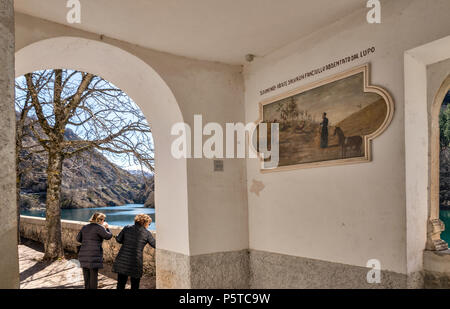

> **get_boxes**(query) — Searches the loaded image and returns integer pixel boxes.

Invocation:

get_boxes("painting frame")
[256,63,394,173]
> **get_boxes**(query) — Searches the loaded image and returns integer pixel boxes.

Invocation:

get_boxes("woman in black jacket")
[112,214,156,289]
[76,212,113,289]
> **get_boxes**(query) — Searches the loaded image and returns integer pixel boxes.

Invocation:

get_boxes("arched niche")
[429,75,450,251]
[15,36,191,258]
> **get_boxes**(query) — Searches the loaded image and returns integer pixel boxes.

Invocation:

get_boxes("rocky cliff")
[19,118,154,210]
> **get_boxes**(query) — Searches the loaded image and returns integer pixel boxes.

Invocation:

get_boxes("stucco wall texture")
[0,0,19,289]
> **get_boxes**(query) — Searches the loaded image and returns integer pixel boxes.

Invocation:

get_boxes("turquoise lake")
[21,204,155,231]
[441,209,450,244]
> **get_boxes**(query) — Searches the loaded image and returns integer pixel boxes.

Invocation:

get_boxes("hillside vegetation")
[19,116,154,210]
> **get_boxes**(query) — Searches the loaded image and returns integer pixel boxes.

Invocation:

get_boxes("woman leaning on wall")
[76,212,113,289]
[112,213,156,289]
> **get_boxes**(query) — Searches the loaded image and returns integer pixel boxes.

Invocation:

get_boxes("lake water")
[441,210,450,244]
[21,204,156,231]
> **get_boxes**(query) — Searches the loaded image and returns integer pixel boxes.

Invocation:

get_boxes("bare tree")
[15,89,32,242]
[15,69,154,260]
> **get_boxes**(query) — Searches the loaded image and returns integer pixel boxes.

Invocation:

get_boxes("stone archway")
[404,35,450,279]
[15,36,191,286]
[429,75,450,251]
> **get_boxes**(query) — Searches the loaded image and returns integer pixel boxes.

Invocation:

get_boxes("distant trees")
[440,103,450,150]
[276,98,299,130]
[15,69,153,260]
[275,98,317,133]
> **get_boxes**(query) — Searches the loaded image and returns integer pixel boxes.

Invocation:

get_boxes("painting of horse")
[333,127,363,159]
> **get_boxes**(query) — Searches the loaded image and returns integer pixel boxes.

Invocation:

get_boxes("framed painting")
[255,64,394,172]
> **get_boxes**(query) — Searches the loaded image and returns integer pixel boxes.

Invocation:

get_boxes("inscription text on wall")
[259,47,376,96]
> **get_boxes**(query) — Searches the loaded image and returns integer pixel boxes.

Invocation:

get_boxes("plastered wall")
[244,0,450,274]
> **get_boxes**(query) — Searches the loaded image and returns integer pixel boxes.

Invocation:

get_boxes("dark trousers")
[117,273,141,290]
[82,268,99,289]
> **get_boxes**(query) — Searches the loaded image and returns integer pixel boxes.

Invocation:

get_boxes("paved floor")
[19,240,126,289]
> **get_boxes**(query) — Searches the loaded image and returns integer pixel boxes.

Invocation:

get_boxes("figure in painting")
[320,112,329,148]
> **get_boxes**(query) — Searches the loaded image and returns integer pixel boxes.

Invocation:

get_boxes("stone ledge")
[429,249,450,256]
[21,215,123,233]
[20,215,155,236]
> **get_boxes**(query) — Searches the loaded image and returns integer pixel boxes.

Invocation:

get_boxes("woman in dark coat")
[113,214,156,289]
[76,212,113,289]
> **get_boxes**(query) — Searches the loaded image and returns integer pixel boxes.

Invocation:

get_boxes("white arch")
[15,36,190,255]
[405,35,450,276]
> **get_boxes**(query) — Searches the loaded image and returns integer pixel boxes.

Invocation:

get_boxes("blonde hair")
[89,212,106,224]
[134,214,151,227]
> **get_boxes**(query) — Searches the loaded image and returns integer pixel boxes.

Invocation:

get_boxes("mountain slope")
[336,99,387,137]
[18,115,155,210]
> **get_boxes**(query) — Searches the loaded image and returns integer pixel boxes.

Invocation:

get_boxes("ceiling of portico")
[15,0,365,65]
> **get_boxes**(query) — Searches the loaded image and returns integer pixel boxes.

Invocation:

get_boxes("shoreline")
[22,203,154,212]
